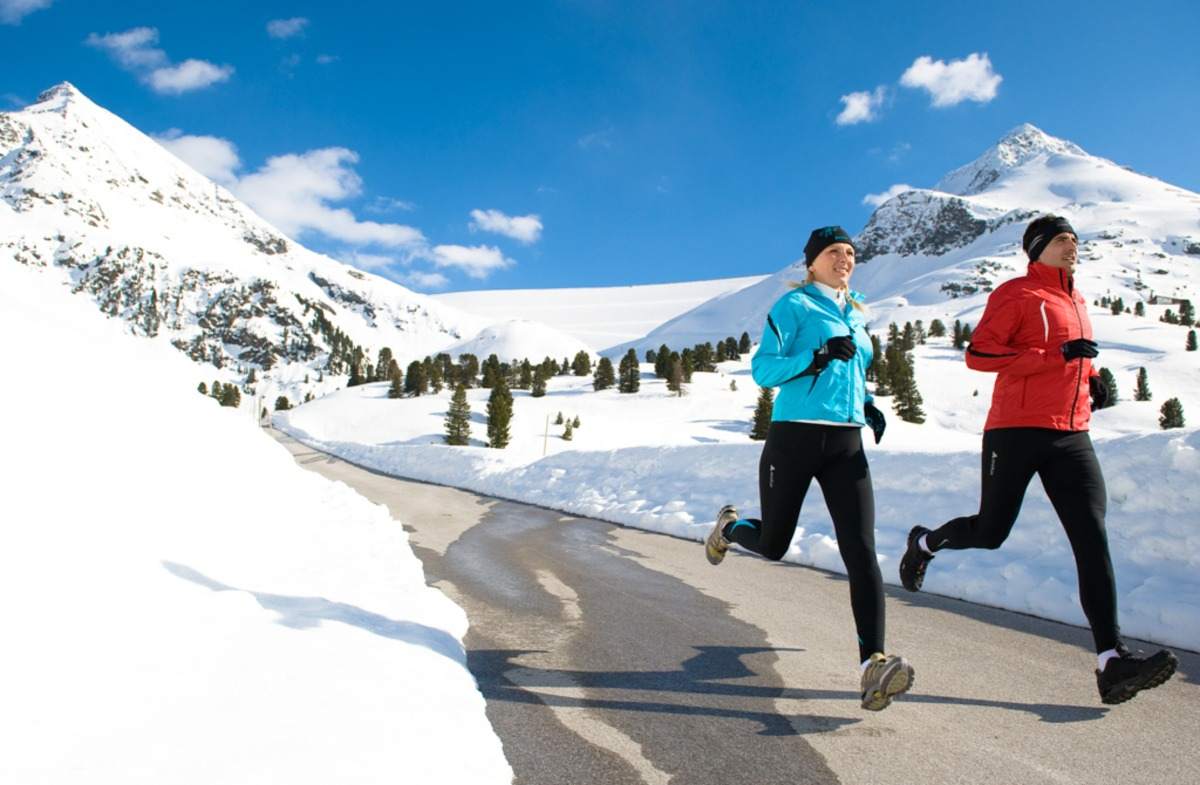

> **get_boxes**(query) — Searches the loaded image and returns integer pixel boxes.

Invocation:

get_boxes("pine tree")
[618,349,640,393]
[518,359,533,390]
[459,354,480,387]
[961,323,973,344]
[247,367,258,384]
[901,322,916,352]
[562,420,574,441]
[560,357,571,375]
[1099,367,1119,407]
[481,354,502,388]
[715,342,727,362]
[486,380,513,449]
[1181,299,1196,327]
[1110,297,1124,316]
[388,373,404,399]
[730,379,738,392]
[275,396,291,411]
[445,384,471,445]
[555,411,564,425]
[725,337,740,361]
[654,344,673,378]
[1159,398,1185,429]
[1162,309,1179,325]
[211,380,222,399]
[1134,367,1152,401]
[1188,330,1198,352]
[750,387,774,440]
[739,331,752,354]
[531,368,547,397]
[914,320,927,345]
[952,320,964,349]
[405,360,427,396]
[646,348,657,363]
[572,415,580,428]
[867,334,883,383]
[197,382,208,395]
[891,353,926,424]
[427,357,444,393]
[680,348,694,382]
[668,357,685,396]
[572,350,592,376]
[219,384,241,408]
[1134,301,1146,317]
[929,319,946,338]
[593,356,616,391]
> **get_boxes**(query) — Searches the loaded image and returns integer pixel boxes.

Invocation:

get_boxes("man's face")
[1038,232,1078,272]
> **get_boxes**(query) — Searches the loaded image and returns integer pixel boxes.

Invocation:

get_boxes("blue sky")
[3,1,1198,291]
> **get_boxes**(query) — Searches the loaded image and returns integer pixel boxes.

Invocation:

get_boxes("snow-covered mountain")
[617,123,1200,354]
[1,83,488,402]
[445,319,596,364]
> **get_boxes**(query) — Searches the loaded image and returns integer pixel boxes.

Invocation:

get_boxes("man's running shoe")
[860,653,914,711]
[899,525,934,592]
[705,505,738,565]
[1097,645,1177,705]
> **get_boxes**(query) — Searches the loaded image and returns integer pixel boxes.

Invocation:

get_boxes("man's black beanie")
[1023,215,1077,261]
[804,225,855,266]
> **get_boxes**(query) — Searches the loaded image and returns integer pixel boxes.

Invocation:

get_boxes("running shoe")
[1097,645,1177,705]
[860,653,915,711]
[899,525,934,592]
[705,504,738,565]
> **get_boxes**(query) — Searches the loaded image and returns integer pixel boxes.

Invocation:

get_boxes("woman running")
[705,225,912,711]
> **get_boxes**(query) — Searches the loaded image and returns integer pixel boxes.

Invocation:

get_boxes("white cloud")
[86,27,233,95]
[153,129,240,186]
[427,244,515,279]
[836,86,886,126]
[316,54,338,65]
[0,0,53,25]
[900,53,1002,107]
[577,127,614,150]
[862,183,914,207]
[267,17,309,39]
[399,270,450,290]
[365,196,416,214]
[148,59,234,95]
[340,252,397,271]
[468,208,542,244]
[236,148,426,248]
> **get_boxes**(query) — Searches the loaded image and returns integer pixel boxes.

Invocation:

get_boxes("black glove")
[1061,338,1099,361]
[1089,375,1109,411]
[864,401,886,444]
[811,335,857,370]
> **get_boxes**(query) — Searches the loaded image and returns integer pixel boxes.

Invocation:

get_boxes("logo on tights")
[990,451,998,476]
[769,464,775,488]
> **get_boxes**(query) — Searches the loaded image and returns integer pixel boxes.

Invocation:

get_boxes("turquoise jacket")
[751,284,874,425]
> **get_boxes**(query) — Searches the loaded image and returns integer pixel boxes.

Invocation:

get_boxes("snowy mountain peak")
[30,81,91,113]
[935,123,1087,196]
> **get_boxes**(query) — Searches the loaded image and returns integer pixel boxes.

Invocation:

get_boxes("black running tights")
[926,428,1120,653]
[725,422,883,663]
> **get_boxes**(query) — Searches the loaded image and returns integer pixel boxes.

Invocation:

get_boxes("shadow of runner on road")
[470,645,1106,735]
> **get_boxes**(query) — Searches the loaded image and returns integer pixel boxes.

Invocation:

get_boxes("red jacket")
[966,262,1099,431]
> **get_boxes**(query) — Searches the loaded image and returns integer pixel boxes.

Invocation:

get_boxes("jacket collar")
[1027,261,1073,293]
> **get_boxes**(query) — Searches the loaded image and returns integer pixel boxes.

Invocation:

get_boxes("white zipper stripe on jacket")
[1040,300,1049,343]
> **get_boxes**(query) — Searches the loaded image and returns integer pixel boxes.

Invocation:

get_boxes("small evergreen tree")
[197,382,207,395]
[388,373,404,399]
[891,353,926,424]
[961,323,973,344]
[1159,398,1185,429]
[219,384,241,408]
[1180,299,1195,327]
[646,348,657,363]
[572,415,580,428]
[715,342,727,363]
[518,359,533,390]
[739,332,752,354]
[531,368,547,397]
[211,380,222,399]
[1098,367,1119,408]
[866,334,883,384]
[486,380,513,449]
[750,387,774,440]
[560,357,571,376]
[1134,367,1152,401]
[405,360,427,396]
[929,319,946,338]
[1110,297,1124,316]
[555,411,564,425]
[562,420,574,441]
[444,384,471,445]
[481,354,502,388]
[572,350,592,376]
[1161,309,1179,325]
[618,349,640,393]
[730,379,738,392]
[1188,330,1198,352]
[654,343,673,379]
[275,396,291,411]
[668,357,685,396]
[952,320,965,349]
[1134,301,1146,317]
[901,322,916,352]
[593,356,616,391]
[914,320,927,345]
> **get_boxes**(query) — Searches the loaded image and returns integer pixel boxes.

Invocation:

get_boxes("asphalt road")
[274,429,1199,785]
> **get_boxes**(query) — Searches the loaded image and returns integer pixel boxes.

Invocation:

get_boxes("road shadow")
[162,561,465,663]
[470,644,1105,734]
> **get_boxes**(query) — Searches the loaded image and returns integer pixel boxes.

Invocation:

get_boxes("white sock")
[1098,648,1121,671]
[918,534,934,555]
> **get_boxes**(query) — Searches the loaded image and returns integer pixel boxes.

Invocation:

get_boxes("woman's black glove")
[1089,376,1109,411]
[811,335,857,370]
[1061,338,1099,360]
[864,402,886,444]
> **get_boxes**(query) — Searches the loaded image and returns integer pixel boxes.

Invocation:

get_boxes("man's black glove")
[864,401,886,444]
[1089,375,1109,411]
[811,335,857,370]
[1061,338,1099,361]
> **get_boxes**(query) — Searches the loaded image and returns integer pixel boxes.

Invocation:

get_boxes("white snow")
[0,261,512,784]
[445,318,596,364]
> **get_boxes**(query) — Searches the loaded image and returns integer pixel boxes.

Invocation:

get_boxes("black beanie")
[804,225,855,266]
[1023,215,1076,261]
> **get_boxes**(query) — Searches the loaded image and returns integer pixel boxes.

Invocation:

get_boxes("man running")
[898,214,1177,705]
